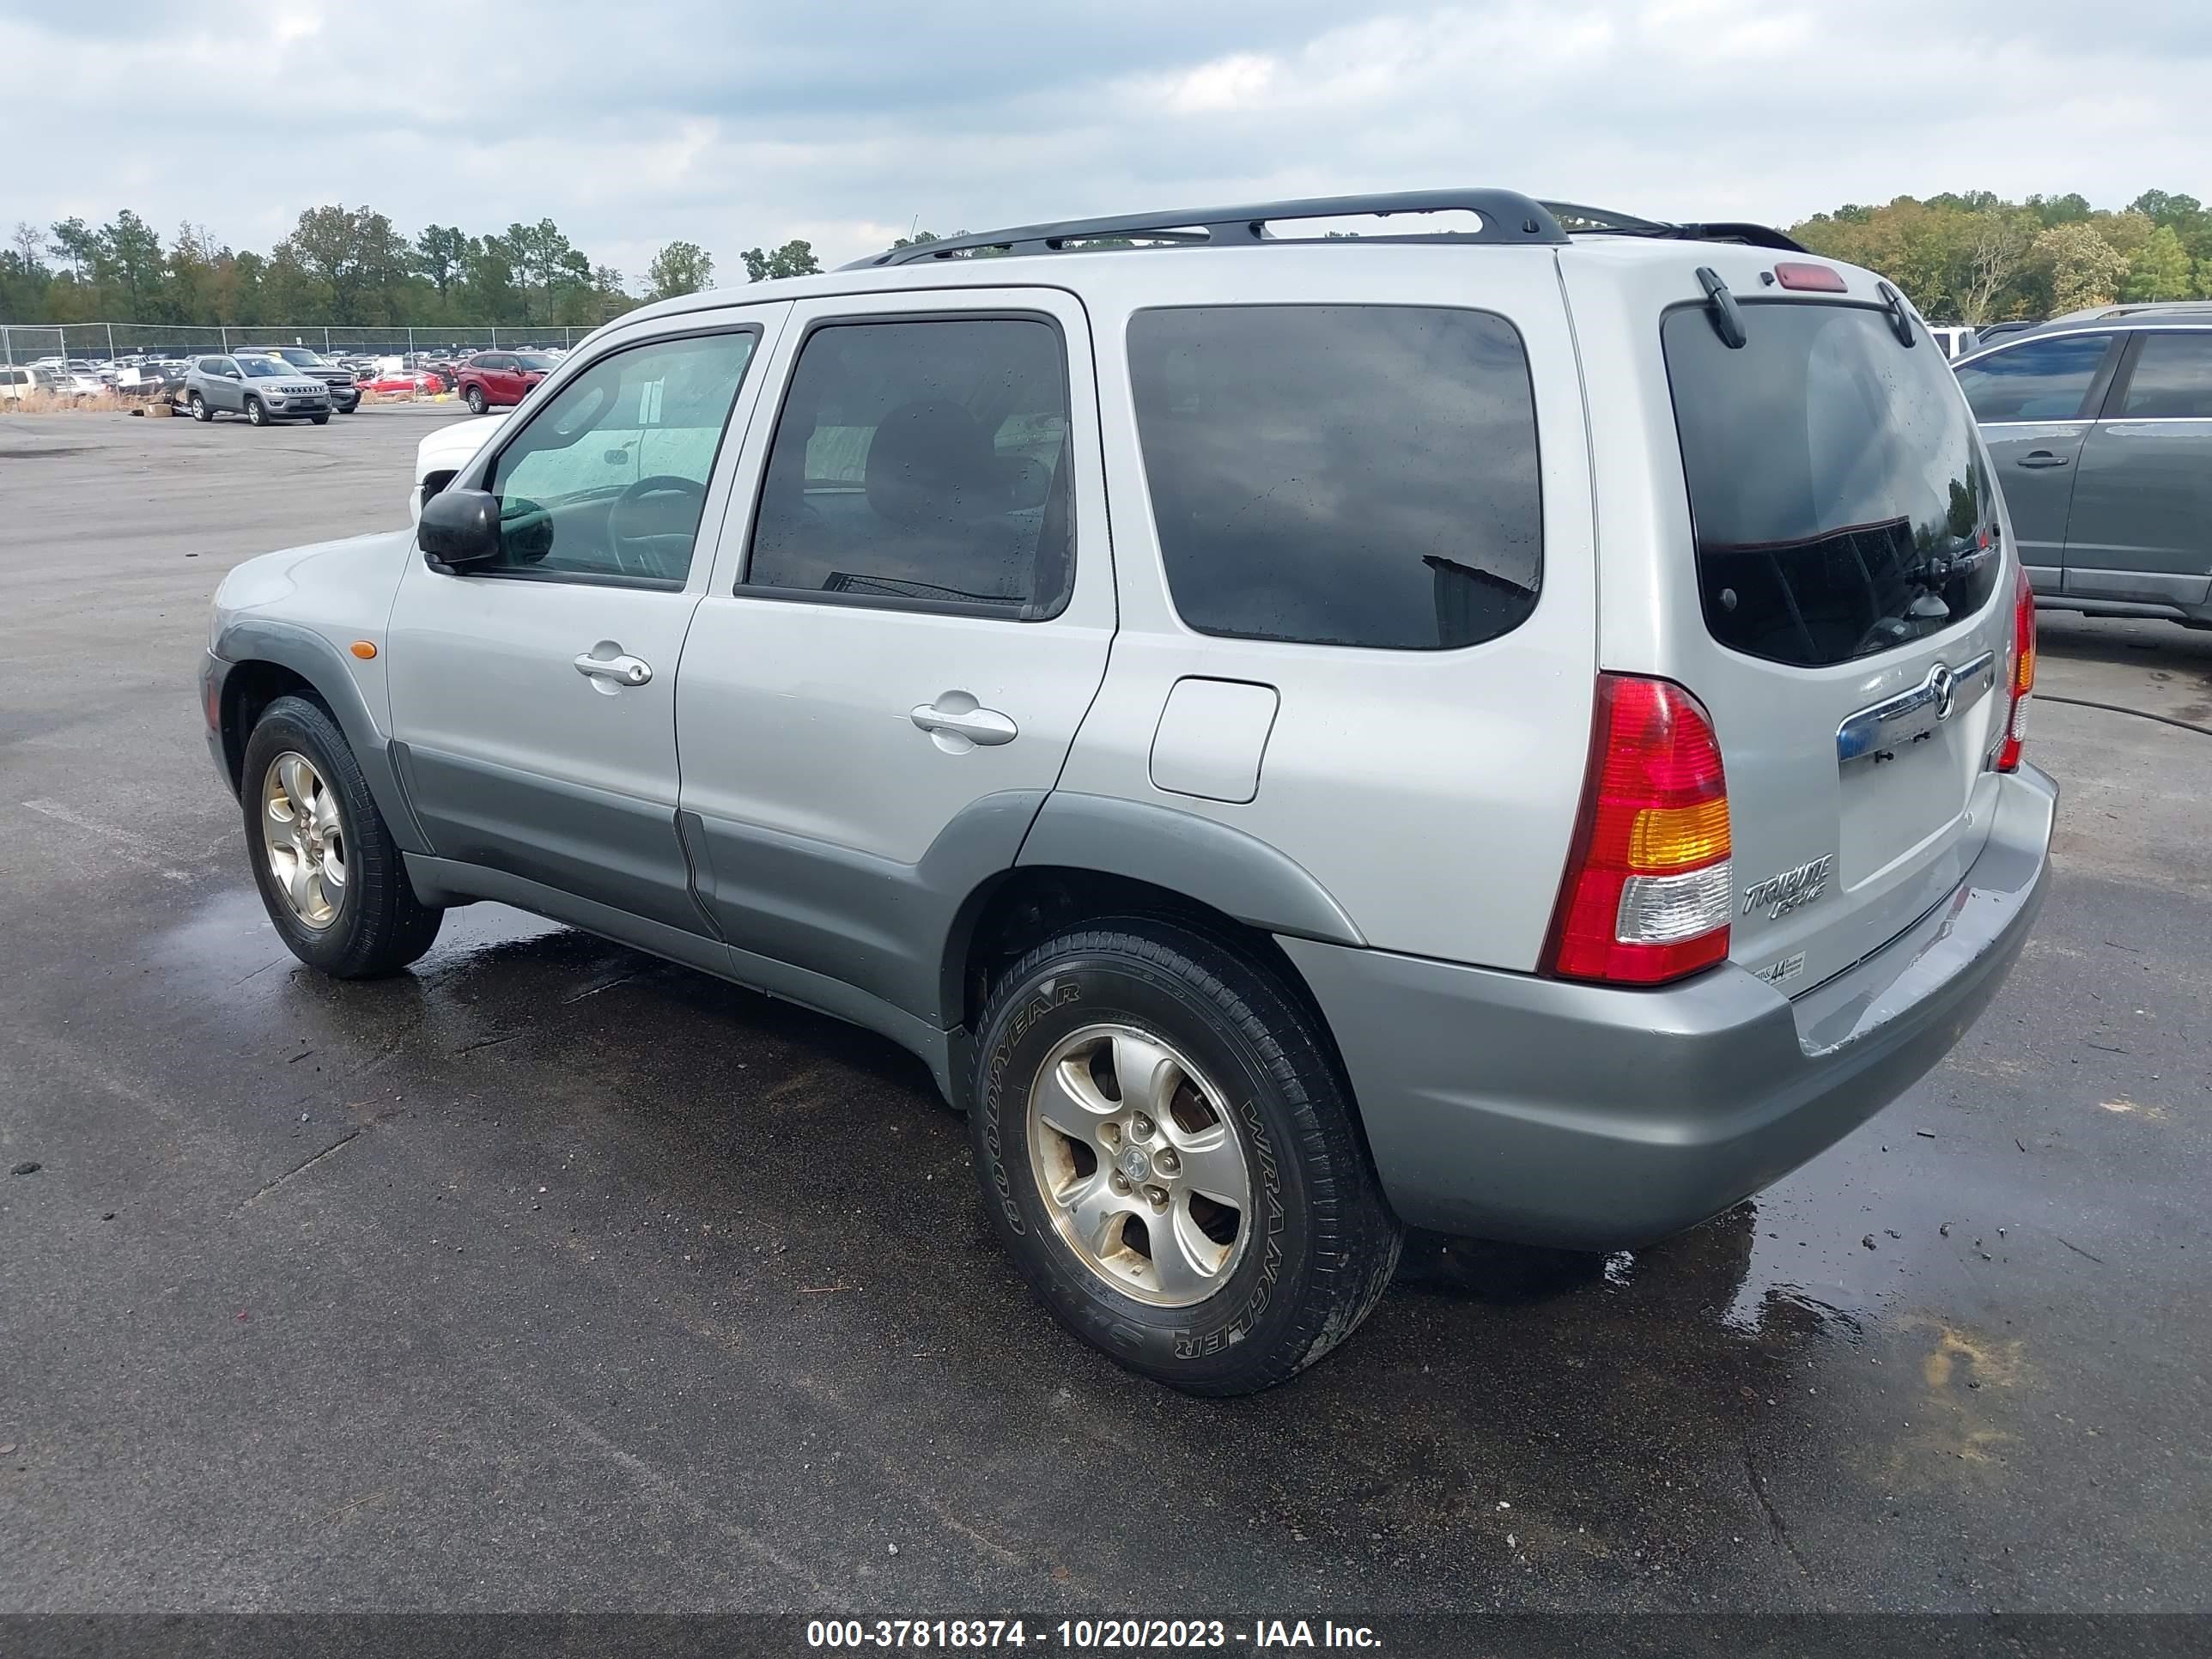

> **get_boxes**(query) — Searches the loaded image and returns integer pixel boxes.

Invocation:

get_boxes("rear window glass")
[1128,305,1540,651]
[1662,302,2001,668]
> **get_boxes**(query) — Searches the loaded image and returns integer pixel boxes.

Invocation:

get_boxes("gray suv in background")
[183,355,333,426]
[238,346,362,413]
[1954,307,2212,628]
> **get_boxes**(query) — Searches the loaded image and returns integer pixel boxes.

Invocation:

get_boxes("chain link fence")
[1,321,602,363]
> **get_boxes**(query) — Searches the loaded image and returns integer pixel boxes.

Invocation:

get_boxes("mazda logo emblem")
[1929,664,1956,721]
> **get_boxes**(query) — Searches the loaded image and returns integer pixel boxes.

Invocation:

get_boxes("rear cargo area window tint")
[1128,305,1540,650]
[1662,302,2002,668]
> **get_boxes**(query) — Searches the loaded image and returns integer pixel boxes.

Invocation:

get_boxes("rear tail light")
[1996,562,2035,773]
[1543,675,1732,985]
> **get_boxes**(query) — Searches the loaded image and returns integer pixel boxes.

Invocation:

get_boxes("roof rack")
[1541,201,1808,253]
[846,189,1570,268]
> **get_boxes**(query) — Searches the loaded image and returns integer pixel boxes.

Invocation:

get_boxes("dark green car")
[1955,308,2212,628]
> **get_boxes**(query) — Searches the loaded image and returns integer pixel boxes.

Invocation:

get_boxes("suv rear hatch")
[1656,283,2015,994]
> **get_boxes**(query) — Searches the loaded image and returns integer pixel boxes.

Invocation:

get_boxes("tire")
[240,694,444,979]
[188,392,210,422]
[969,918,1401,1395]
[464,385,487,415]
[310,413,331,426]
[245,396,268,427]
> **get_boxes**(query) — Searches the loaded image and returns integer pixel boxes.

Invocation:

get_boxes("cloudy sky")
[4,0,2209,286]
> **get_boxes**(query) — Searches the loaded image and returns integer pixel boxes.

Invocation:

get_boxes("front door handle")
[2015,451,2072,469]
[574,651,653,687]
[910,693,1017,750]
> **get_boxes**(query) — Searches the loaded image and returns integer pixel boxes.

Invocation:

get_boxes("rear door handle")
[574,652,653,686]
[2015,452,2071,469]
[910,693,1017,750]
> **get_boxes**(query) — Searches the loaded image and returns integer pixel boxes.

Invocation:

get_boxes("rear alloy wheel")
[465,385,487,415]
[188,392,210,422]
[244,396,268,427]
[970,918,1402,1395]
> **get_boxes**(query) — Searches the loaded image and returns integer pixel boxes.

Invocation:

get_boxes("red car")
[456,349,556,413]
[362,368,444,396]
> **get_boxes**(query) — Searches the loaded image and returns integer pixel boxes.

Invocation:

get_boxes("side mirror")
[418,487,501,571]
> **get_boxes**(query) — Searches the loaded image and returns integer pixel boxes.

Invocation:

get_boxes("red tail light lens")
[1997,563,2035,773]
[1543,676,1732,985]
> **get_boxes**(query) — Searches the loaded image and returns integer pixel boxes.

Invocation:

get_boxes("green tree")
[414,223,469,304]
[96,210,167,320]
[283,204,373,321]
[2124,224,2193,301]
[645,240,714,298]
[2033,222,2130,313]
[48,216,98,282]
[740,239,821,282]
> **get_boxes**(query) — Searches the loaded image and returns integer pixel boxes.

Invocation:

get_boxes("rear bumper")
[1280,763,2057,1249]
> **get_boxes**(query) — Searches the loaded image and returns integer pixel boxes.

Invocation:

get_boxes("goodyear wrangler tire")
[969,918,1401,1395]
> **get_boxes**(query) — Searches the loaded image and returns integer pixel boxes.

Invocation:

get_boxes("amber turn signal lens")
[349,641,378,659]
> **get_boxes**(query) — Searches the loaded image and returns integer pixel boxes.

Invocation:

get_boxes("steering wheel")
[607,475,707,579]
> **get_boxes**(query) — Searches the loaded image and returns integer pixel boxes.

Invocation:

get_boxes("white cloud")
[1,0,2208,279]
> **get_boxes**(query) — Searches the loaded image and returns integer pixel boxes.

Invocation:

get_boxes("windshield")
[1662,301,2001,667]
[272,348,324,366]
[239,358,290,378]
[514,352,557,371]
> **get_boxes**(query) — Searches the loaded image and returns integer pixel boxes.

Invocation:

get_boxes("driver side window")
[484,328,757,585]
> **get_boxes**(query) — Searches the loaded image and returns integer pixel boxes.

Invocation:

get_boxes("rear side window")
[2118,332,2212,418]
[1954,333,2112,422]
[745,318,1073,617]
[1662,302,2001,668]
[1127,305,1540,650]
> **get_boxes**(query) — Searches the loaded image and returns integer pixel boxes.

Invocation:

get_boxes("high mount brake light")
[1997,563,2035,773]
[1543,676,1732,986]
[1771,261,1848,293]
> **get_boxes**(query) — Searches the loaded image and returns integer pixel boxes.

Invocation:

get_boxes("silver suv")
[184,355,333,426]
[200,190,2056,1394]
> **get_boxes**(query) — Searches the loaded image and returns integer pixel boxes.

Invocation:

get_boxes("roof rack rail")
[846,189,1570,268]
[1540,201,1808,253]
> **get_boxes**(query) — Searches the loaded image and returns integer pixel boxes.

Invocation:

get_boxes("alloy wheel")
[1026,1023,1253,1308]
[259,750,346,929]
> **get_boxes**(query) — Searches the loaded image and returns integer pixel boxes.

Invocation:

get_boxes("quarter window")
[2118,332,2212,419]
[1954,334,2112,422]
[483,329,757,586]
[745,318,1073,615]
[1127,305,1541,650]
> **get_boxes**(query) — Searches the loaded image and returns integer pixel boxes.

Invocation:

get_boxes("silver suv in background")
[200,190,2055,1394]
[237,346,362,414]
[1954,307,2212,627]
[184,355,333,426]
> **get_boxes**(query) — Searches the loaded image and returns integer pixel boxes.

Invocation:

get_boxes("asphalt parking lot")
[2,406,2207,1615]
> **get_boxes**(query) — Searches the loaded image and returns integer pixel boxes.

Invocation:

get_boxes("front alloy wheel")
[259,750,346,928]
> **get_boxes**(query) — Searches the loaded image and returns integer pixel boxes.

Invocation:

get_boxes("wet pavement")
[2,412,2208,1613]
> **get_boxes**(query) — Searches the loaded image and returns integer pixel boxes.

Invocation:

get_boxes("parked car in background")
[237,346,362,413]
[1973,321,2040,349]
[362,367,445,396]
[1925,325,1979,359]
[1954,315,2212,628]
[407,413,505,521]
[201,189,2054,1394]
[183,355,332,425]
[455,349,555,413]
[1,364,64,400]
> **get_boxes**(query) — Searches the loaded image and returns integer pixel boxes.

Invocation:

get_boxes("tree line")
[1788,189,2209,321]
[0,204,824,328]
[7,189,2207,329]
